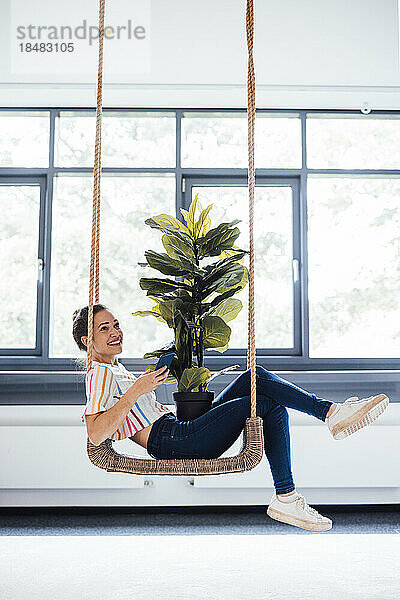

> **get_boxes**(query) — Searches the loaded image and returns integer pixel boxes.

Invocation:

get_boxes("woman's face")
[81,309,123,364]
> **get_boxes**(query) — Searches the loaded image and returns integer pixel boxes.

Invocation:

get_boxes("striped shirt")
[81,358,175,441]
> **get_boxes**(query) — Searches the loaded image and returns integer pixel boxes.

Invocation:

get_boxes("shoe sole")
[331,394,389,440]
[266,506,332,531]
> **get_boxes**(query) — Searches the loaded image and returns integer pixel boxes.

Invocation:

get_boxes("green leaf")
[131,309,167,324]
[211,344,229,353]
[219,246,247,264]
[200,263,245,299]
[199,286,242,318]
[201,315,231,348]
[186,194,199,237]
[145,217,193,246]
[178,366,211,392]
[147,296,172,321]
[184,195,214,240]
[145,250,200,277]
[194,204,213,239]
[208,286,243,307]
[174,314,192,367]
[197,223,242,257]
[217,264,249,295]
[180,208,189,222]
[206,298,243,322]
[146,213,189,234]
[139,277,192,297]
[161,233,196,262]
[201,251,247,277]
[158,298,185,328]
[212,228,241,254]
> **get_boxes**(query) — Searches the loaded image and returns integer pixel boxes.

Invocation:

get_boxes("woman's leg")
[261,400,295,493]
[212,365,333,422]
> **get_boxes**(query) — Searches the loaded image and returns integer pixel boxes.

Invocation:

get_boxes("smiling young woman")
[72,304,172,450]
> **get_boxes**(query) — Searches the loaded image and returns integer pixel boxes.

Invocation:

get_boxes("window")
[0,111,49,167]
[50,173,176,358]
[0,108,399,371]
[307,113,400,169]
[0,180,44,352]
[307,175,400,357]
[187,181,297,352]
[55,111,176,167]
[181,112,301,168]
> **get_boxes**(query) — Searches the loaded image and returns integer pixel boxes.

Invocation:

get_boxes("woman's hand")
[133,367,169,396]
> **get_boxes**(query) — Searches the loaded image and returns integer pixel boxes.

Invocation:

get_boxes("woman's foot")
[325,394,389,440]
[267,490,332,531]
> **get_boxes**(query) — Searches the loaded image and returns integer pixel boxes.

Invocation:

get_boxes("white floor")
[2,533,399,599]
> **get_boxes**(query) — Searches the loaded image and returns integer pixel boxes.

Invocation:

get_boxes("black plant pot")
[173,391,214,421]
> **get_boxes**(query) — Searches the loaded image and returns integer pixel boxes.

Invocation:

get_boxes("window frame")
[0,175,47,356]
[0,107,399,372]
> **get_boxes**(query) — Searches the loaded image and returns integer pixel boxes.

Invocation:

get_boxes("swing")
[85,0,264,476]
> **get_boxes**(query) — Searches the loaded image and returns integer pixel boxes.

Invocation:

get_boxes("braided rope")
[246,0,256,418]
[87,0,105,373]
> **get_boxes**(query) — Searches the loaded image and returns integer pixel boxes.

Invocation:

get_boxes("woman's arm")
[85,385,139,446]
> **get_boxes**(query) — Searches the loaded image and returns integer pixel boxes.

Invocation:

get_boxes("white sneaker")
[326,394,389,440]
[267,492,332,531]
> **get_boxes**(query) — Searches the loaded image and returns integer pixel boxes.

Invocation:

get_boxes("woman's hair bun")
[72,308,81,322]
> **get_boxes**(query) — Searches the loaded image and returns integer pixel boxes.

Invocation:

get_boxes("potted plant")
[132,194,249,420]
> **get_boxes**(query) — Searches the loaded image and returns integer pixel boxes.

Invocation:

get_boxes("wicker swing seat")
[87,416,263,476]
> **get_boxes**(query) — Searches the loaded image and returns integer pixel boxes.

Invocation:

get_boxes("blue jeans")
[147,365,333,494]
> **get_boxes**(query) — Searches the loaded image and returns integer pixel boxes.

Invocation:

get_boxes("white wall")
[1,404,399,507]
[0,0,399,108]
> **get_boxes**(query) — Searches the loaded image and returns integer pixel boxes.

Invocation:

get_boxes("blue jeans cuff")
[315,398,333,422]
